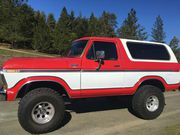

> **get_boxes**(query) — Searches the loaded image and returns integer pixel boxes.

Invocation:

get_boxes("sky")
[28,0,180,43]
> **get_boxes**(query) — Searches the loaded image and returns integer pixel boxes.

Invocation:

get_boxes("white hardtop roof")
[119,38,178,63]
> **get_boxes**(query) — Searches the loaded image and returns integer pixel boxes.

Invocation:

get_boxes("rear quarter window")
[127,42,170,61]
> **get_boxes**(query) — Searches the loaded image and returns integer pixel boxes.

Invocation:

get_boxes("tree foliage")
[75,15,89,38]
[53,7,74,55]
[99,11,117,37]
[32,12,51,52]
[88,13,100,36]
[0,2,179,57]
[0,0,34,48]
[169,36,180,62]
[117,9,147,40]
[47,13,56,32]
[151,15,166,43]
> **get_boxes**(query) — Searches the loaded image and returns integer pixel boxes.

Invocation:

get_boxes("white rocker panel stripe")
[81,71,179,89]
[3,71,180,90]
[4,72,80,89]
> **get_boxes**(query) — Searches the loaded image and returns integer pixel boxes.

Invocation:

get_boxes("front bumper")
[0,70,7,101]
[0,87,6,101]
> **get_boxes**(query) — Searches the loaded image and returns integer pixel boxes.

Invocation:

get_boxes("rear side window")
[127,42,170,60]
[87,41,118,60]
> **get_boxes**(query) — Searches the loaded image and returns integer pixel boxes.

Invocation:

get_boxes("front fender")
[6,76,80,101]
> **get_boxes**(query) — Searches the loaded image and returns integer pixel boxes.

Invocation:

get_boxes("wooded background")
[0,0,179,61]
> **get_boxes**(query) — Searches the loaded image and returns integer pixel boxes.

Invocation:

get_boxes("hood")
[2,57,81,70]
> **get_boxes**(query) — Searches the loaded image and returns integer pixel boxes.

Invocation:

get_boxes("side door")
[81,39,125,91]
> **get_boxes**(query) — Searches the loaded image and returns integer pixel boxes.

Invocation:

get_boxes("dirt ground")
[0,91,179,135]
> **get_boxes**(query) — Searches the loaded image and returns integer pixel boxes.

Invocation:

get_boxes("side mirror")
[95,51,105,71]
[96,51,105,60]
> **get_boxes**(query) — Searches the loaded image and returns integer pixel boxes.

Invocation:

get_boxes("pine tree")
[169,36,180,62]
[69,11,78,41]
[74,14,89,38]
[47,13,56,32]
[151,15,166,43]
[16,3,35,48]
[0,0,11,38]
[69,11,75,31]
[88,13,100,36]
[32,12,51,52]
[0,0,34,48]
[53,7,72,55]
[5,2,23,48]
[46,13,56,53]
[0,0,19,46]
[99,11,117,37]
[117,9,147,40]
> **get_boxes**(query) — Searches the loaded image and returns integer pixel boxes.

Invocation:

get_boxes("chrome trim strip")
[4,69,178,73]
[81,70,179,72]
[19,69,81,72]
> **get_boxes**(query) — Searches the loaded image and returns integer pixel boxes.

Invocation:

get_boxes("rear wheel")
[132,85,165,120]
[18,88,65,134]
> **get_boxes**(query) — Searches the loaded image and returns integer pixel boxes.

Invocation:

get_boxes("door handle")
[70,64,79,68]
[114,65,120,67]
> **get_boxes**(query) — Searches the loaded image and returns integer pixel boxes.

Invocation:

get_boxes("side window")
[87,41,118,60]
[127,42,170,60]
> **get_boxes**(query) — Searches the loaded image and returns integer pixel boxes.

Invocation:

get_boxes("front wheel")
[18,88,65,134]
[132,85,165,120]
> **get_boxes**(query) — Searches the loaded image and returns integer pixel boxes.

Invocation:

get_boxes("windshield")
[67,40,88,57]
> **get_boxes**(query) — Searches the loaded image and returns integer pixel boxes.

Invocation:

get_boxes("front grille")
[0,74,4,89]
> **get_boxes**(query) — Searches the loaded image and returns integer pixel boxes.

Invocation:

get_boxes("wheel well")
[17,81,70,99]
[139,79,165,92]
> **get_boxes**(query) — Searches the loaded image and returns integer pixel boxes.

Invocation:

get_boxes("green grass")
[0,49,41,57]
[0,48,56,66]
[0,43,61,66]
[0,49,36,65]
[165,124,180,135]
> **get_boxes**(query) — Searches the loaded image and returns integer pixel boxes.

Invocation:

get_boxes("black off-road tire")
[18,88,65,134]
[132,85,165,120]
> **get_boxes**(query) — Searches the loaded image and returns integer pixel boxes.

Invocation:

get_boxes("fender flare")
[6,76,80,101]
[134,75,179,92]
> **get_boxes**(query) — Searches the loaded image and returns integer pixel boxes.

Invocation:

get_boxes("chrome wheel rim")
[146,96,159,112]
[31,102,55,124]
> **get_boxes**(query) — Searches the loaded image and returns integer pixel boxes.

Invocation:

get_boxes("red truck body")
[2,37,179,101]
[0,37,179,134]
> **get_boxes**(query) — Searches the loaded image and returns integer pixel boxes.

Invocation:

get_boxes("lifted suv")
[0,37,180,134]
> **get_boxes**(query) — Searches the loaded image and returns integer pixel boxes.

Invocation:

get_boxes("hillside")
[0,44,55,66]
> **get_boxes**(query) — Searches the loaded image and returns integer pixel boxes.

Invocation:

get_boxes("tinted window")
[68,40,88,57]
[127,42,170,60]
[87,41,118,60]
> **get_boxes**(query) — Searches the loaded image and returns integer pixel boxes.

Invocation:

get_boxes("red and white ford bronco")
[0,37,179,133]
